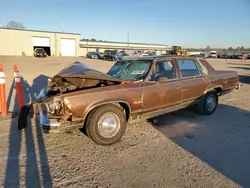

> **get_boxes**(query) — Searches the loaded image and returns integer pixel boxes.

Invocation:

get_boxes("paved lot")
[0,56,250,188]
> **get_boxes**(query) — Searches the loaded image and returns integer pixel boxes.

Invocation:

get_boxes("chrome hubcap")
[206,95,216,111]
[98,112,120,138]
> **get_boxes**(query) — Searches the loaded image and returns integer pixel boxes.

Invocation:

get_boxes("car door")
[141,59,182,114]
[176,59,209,103]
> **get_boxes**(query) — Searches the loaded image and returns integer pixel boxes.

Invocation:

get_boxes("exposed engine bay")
[47,75,122,96]
[35,75,126,122]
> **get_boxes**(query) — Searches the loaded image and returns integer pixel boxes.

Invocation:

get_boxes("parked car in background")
[20,56,241,145]
[224,53,234,59]
[86,52,102,59]
[103,50,117,61]
[217,52,223,58]
[98,52,104,59]
[190,54,203,57]
[103,50,125,61]
[34,48,47,57]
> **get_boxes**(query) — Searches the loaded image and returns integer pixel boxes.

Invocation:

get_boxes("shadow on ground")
[228,63,250,66]
[239,75,250,85]
[7,75,50,114]
[227,66,250,71]
[150,104,250,187]
[225,65,250,84]
[4,75,52,188]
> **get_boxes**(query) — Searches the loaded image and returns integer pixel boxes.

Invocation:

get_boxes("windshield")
[107,60,152,81]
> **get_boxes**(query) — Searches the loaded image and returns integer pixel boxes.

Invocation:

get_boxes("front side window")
[149,60,177,81]
[107,60,152,81]
[177,59,200,77]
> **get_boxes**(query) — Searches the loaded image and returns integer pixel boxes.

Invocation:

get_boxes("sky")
[0,0,250,48]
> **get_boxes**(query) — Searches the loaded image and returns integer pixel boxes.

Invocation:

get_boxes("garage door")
[61,39,76,56]
[32,37,50,46]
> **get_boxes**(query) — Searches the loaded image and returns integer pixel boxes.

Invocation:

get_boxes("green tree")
[5,20,25,29]
[228,47,233,51]
[240,46,245,51]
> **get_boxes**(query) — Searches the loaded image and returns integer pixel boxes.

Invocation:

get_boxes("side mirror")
[158,77,168,83]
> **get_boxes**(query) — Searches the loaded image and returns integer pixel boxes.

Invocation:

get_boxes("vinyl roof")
[123,55,204,61]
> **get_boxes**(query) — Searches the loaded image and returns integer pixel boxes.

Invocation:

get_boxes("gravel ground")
[0,56,249,188]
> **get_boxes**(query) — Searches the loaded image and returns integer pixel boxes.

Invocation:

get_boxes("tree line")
[186,46,250,52]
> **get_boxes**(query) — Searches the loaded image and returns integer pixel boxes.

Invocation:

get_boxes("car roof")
[123,55,203,61]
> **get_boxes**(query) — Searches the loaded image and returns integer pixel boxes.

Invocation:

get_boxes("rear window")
[198,59,216,74]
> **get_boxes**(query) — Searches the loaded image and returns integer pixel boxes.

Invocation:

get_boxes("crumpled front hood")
[47,61,132,95]
[54,61,128,82]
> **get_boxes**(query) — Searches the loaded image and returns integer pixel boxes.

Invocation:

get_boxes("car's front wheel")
[85,104,127,145]
[196,91,218,115]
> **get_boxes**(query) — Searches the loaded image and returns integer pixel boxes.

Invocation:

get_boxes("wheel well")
[84,102,130,124]
[82,102,130,133]
[118,102,130,121]
[214,87,222,95]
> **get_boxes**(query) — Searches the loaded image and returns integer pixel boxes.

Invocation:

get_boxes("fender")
[204,85,223,95]
[83,99,132,121]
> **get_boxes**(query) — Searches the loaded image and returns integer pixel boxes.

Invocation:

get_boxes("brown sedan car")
[19,56,241,145]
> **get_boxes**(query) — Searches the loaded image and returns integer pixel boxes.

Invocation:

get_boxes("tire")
[85,104,127,145]
[196,91,218,115]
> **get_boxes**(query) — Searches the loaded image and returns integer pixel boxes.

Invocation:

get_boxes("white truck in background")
[210,51,218,58]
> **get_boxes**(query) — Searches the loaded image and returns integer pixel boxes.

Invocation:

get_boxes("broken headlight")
[45,99,62,115]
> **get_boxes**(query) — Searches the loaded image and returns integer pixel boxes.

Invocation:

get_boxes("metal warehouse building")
[79,40,168,55]
[0,28,81,56]
[0,28,168,57]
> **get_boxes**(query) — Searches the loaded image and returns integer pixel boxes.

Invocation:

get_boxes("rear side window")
[199,59,216,74]
[177,59,200,77]
[194,60,208,75]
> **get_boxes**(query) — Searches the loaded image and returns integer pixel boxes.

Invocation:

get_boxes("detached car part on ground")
[18,57,241,145]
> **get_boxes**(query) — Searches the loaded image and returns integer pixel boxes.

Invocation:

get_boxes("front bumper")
[38,104,61,129]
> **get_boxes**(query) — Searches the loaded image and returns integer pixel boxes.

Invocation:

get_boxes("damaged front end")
[18,61,128,132]
[36,89,63,130]
[18,88,66,132]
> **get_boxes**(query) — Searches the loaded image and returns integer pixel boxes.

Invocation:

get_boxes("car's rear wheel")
[196,91,218,115]
[85,104,127,145]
